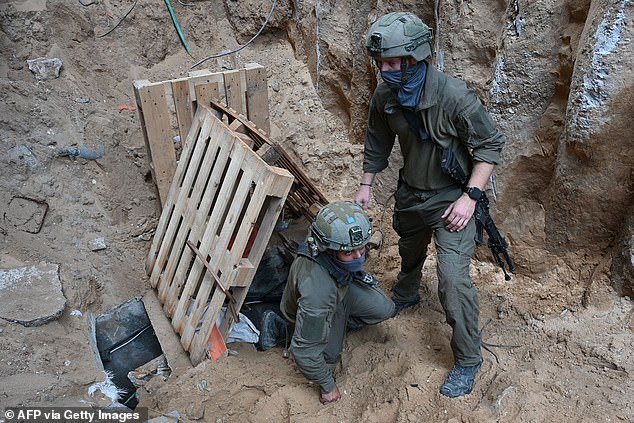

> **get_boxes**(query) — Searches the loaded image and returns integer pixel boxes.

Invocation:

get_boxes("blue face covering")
[334,254,366,273]
[380,61,427,108]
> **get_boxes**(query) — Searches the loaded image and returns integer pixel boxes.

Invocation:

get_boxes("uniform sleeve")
[363,92,396,174]
[289,265,339,394]
[453,87,506,165]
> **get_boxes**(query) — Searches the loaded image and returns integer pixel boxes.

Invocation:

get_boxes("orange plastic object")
[206,323,227,361]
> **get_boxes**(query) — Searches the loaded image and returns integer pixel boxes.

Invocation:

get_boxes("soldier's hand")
[442,193,476,232]
[355,187,371,210]
[320,385,342,404]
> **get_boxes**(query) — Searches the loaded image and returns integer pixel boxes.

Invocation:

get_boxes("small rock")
[185,402,205,420]
[89,237,107,251]
[27,57,63,81]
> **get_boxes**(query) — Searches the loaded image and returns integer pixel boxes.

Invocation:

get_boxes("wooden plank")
[142,289,192,377]
[188,71,225,119]
[228,119,244,132]
[245,63,270,134]
[223,69,244,115]
[186,240,238,316]
[187,69,213,78]
[235,132,254,148]
[256,143,281,163]
[194,82,219,111]
[133,81,178,208]
[190,73,224,103]
[172,79,194,145]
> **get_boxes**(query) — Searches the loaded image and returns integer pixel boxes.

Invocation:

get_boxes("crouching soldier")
[280,201,395,404]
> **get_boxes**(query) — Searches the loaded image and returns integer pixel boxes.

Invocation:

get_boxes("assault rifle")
[441,148,516,280]
[472,190,516,280]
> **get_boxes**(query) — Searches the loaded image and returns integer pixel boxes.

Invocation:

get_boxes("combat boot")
[440,359,483,398]
[391,294,421,316]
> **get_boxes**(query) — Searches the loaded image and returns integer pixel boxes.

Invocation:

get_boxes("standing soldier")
[355,12,506,397]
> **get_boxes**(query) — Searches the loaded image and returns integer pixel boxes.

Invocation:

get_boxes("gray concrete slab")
[0,262,66,326]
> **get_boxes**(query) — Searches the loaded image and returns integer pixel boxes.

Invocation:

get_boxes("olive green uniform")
[280,254,394,394]
[363,63,505,366]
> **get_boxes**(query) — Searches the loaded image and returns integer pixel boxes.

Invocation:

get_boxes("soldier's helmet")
[366,12,433,61]
[310,201,372,252]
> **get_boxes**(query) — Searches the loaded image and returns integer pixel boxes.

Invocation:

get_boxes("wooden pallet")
[208,99,328,220]
[145,105,293,365]
[133,63,269,205]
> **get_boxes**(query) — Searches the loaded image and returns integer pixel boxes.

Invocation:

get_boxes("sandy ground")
[1,1,633,422]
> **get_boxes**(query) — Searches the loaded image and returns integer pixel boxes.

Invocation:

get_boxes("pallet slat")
[245,63,270,135]
[172,79,194,144]
[134,81,178,205]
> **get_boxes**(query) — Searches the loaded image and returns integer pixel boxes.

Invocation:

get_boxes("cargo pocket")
[392,202,426,238]
[392,186,419,236]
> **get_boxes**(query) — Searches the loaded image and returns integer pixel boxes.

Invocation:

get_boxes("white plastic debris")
[220,308,260,344]
[88,370,126,402]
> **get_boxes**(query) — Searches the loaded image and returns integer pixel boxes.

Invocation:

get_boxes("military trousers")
[392,182,482,366]
[323,280,394,364]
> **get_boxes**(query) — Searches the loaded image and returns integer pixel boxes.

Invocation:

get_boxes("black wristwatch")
[465,186,484,201]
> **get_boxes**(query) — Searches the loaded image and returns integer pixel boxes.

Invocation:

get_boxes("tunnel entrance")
[93,298,166,409]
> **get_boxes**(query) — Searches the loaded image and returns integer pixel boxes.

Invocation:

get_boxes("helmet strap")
[400,60,409,85]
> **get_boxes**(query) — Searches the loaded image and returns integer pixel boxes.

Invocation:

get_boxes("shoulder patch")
[300,312,328,342]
